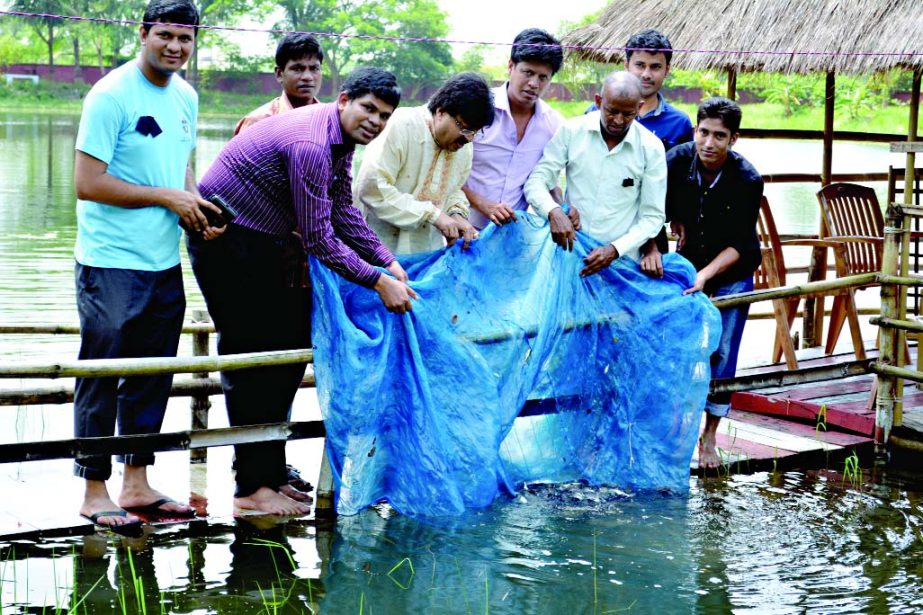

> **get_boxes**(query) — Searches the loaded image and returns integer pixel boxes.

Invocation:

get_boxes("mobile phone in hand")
[205,194,238,229]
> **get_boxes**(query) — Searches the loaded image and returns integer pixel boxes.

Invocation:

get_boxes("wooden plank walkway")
[692,409,873,475]
[1,347,893,541]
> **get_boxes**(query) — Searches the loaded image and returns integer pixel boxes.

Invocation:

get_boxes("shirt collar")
[639,93,666,120]
[326,102,348,148]
[495,82,545,118]
[587,113,638,149]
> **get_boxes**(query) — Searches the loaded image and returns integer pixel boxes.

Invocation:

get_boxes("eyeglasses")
[453,117,481,139]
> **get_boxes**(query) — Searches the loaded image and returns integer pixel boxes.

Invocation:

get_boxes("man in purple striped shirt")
[190,67,413,516]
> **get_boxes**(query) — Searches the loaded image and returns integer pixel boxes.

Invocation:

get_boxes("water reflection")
[4,471,923,613]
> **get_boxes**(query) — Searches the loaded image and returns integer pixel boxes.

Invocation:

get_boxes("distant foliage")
[275,0,453,95]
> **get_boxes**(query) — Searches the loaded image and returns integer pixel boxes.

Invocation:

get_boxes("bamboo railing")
[2,211,923,483]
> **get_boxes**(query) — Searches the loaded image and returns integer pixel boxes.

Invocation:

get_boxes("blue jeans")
[705,277,753,418]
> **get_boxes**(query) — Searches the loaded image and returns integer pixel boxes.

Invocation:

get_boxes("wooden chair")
[816,183,883,355]
[755,197,799,369]
[757,196,868,368]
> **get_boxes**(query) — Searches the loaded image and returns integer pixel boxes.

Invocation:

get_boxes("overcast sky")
[438,0,606,60]
[229,0,606,64]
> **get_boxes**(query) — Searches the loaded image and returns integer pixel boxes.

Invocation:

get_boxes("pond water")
[1,112,920,614]
[4,471,923,613]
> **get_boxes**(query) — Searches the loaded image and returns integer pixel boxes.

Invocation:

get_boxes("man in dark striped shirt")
[190,67,413,516]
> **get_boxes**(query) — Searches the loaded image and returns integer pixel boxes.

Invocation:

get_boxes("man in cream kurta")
[355,73,495,254]
[524,72,667,276]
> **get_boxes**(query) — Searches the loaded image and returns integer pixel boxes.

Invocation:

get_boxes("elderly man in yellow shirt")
[354,73,495,254]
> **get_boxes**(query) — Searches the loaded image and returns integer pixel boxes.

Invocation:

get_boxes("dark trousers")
[187,225,311,498]
[73,263,185,480]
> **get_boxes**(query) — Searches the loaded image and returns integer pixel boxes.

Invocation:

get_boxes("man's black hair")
[275,33,324,69]
[510,28,564,75]
[341,67,402,108]
[624,29,673,64]
[142,0,199,34]
[697,97,742,133]
[427,73,495,131]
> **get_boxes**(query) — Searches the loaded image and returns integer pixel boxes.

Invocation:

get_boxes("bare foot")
[279,483,313,503]
[118,489,193,515]
[235,487,311,516]
[698,435,721,469]
[81,481,140,528]
[116,464,193,514]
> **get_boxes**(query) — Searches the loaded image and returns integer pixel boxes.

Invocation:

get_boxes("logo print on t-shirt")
[136,116,162,138]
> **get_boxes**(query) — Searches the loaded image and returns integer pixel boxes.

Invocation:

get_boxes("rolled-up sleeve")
[524,124,568,219]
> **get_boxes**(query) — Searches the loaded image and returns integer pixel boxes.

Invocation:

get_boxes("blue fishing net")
[311,214,721,517]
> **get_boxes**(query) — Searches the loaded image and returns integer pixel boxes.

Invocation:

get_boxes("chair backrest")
[816,182,884,274]
[755,196,786,289]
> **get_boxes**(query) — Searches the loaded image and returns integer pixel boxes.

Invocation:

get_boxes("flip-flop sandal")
[80,510,144,537]
[123,497,196,518]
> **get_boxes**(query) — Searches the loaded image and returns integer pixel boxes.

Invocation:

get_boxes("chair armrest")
[778,238,845,249]
[826,236,883,246]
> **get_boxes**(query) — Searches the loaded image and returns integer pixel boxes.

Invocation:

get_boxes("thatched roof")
[563,0,923,74]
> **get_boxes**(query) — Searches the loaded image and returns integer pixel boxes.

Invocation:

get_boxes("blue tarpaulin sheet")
[311,215,722,517]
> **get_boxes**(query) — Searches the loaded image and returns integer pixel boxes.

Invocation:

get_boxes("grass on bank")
[0,80,917,133]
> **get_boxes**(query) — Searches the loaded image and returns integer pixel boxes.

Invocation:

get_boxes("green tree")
[276,0,452,95]
[760,74,814,116]
[370,0,451,99]
[456,44,488,74]
[186,0,268,88]
[10,0,67,75]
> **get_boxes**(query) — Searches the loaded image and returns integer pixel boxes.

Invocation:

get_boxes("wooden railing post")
[190,310,212,461]
[877,209,903,450]
[189,309,211,513]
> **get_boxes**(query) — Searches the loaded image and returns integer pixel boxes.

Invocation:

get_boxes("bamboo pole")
[803,71,837,350]
[0,372,317,407]
[710,272,878,309]
[726,68,737,100]
[0,419,327,464]
[710,359,874,395]
[0,323,214,335]
[190,309,211,465]
[870,317,923,334]
[895,71,922,426]
[872,363,923,386]
[0,348,312,379]
[876,210,903,447]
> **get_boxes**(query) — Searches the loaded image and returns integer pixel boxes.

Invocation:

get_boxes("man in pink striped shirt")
[190,68,413,516]
[463,28,575,231]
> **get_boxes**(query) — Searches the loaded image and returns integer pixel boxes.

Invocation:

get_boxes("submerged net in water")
[311,215,721,517]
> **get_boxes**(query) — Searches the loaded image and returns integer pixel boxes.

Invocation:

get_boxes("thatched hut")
[564,0,923,348]
[564,0,923,75]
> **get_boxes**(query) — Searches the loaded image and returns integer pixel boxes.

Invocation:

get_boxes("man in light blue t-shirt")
[72,0,223,534]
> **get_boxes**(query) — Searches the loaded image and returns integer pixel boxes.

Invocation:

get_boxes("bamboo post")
[726,68,737,100]
[804,71,838,349]
[190,309,211,462]
[189,309,211,514]
[895,69,921,425]
[876,209,903,449]
[315,447,336,518]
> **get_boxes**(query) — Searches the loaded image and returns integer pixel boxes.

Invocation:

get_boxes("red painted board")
[775,378,874,401]
[730,409,872,447]
[731,391,876,435]
[715,433,799,461]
